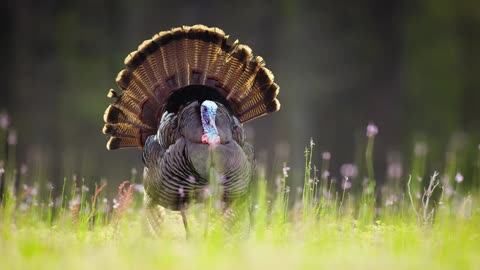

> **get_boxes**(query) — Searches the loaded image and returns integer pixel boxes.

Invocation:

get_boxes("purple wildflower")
[385,194,398,206]
[387,162,403,179]
[455,172,464,183]
[69,195,81,210]
[0,112,9,129]
[134,184,145,193]
[112,198,120,209]
[19,203,28,212]
[340,163,358,178]
[322,151,331,160]
[342,179,352,190]
[414,142,428,156]
[282,166,290,178]
[20,164,28,175]
[178,186,185,198]
[366,122,378,137]
[7,130,17,145]
[203,187,211,197]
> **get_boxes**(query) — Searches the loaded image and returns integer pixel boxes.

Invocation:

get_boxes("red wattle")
[201,134,209,144]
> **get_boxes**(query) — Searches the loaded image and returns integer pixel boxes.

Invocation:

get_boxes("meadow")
[0,122,479,270]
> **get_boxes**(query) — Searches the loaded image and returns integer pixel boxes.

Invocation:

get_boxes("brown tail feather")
[103,25,280,150]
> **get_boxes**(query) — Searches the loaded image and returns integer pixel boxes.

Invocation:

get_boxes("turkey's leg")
[144,193,166,237]
[145,205,165,237]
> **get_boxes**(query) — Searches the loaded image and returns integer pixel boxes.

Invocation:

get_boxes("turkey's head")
[200,100,221,145]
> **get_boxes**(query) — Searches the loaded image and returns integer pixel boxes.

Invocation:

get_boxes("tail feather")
[103,25,280,150]
[106,136,139,150]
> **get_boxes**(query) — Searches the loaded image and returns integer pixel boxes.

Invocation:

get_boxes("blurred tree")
[0,0,478,190]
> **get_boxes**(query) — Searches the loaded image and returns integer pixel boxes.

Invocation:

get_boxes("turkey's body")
[102,25,280,234]
[142,100,254,211]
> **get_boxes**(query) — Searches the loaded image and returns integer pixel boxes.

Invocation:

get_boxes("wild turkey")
[102,25,280,235]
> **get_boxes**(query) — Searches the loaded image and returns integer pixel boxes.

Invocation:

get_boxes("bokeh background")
[1,0,479,190]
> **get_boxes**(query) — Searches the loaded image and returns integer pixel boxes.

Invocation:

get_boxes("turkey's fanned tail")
[103,25,280,150]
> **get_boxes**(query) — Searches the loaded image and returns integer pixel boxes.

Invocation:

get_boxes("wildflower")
[187,175,196,183]
[414,142,427,156]
[7,130,17,145]
[310,138,315,148]
[20,164,28,175]
[0,112,9,129]
[218,175,227,184]
[282,166,290,178]
[19,203,28,212]
[47,182,54,190]
[322,151,331,160]
[114,181,136,216]
[444,185,454,197]
[81,185,89,192]
[366,122,378,137]
[322,170,330,179]
[178,186,185,198]
[134,184,145,194]
[103,198,108,204]
[342,179,352,190]
[385,194,398,206]
[285,186,291,193]
[112,198,119,209]
[387,162,403,179]
[131,168,137,177]
[203,187,211,197]
[0,167,4,175]
[455,172,464,183]
[340,163,358,178]
[69,195,81,210]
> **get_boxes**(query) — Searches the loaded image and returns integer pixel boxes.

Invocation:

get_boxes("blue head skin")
[200,100,220,145]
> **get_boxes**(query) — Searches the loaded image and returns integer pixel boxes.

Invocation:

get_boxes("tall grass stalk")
[1,131,480,269]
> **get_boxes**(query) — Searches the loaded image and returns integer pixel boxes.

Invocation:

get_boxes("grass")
[1,122,480,270]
